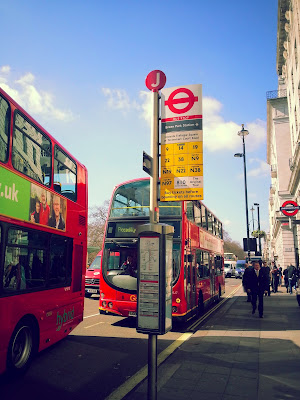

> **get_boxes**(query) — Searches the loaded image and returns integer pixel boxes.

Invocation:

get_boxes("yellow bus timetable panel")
[160,188,204,201]
[188,141,203,153]
[160,177,174,189]
[188,153,203,164]
[188,165,203,176]
[173,154,188,165]
[173,165,188,176]
[161,143,174,156]
[173,142,188,155]
[161,154,174,167]
[161,166,173,178]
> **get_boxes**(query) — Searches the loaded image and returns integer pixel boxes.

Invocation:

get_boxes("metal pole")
[242,135,251,260]
[250,207,255,233]
[257,205,262,256]
[292,223,299,269]
[148,90,159,400]
[148,334,157,400]
[150,91,159,225]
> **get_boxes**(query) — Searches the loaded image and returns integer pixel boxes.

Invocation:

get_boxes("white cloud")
[248,159,270,177]
[139,90,152,124]
[101,88,266,152]
[0,65,74,121]
[102,87,140,115]
[0,65,10,74]
[203,97,266,152]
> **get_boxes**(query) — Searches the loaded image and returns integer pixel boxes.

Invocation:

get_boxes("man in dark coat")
[287,264,296,294]
[244,260,269,318]
[261,261,271,296]
[242,262,252,302]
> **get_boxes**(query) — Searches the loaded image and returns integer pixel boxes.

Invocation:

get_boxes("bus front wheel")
[7,318,37,376]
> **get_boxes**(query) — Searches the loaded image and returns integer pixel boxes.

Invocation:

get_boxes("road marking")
[104,332,192,400]
[188,284,241,331]
[83,313,99,319]
[104,284,241,400]
[84,322,105,329]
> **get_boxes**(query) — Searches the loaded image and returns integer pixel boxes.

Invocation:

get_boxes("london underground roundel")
[280,200,300,216]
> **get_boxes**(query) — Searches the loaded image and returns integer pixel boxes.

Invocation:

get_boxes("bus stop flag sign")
[160,84,203,202]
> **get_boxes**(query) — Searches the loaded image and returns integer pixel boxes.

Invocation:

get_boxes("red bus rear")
[99,178,224,322]
[0,87,88,375]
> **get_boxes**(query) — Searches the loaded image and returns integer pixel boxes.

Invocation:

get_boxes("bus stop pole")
[148,90,159,400]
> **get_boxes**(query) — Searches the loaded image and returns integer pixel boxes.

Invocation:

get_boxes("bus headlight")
[108,302,113,309]
[102,301,107,307]
[172,306,178,313]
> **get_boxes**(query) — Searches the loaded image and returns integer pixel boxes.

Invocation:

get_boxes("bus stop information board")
[160,84,203,202]
[138,236,160,330]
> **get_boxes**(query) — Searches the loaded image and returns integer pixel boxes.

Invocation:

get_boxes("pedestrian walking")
[278,265,283,286]
[261,261,271,296]
[243,260,269,318]
[242,262,252,303]
[287,264,296,294]
[271,265,280,293]
[283,268,289,293]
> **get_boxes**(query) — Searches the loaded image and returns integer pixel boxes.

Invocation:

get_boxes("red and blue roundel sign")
[280,200,300,216]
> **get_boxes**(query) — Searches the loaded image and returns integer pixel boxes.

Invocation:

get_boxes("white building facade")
[267,0,300,268]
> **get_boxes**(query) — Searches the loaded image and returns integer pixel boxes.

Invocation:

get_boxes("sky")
[0,0,279,245]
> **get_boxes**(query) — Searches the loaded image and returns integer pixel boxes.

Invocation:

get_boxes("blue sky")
[0,0,278,245]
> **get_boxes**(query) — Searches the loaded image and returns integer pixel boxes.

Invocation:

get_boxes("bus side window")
[12,112,51,185]
[54,145,77,201]
[0,94,10,163]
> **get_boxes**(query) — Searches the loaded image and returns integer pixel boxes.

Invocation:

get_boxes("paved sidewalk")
[126,286,300,400]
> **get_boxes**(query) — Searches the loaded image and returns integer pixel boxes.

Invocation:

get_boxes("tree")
[251,230,266,239]
[223,230,246,260]
[88,201,109,264]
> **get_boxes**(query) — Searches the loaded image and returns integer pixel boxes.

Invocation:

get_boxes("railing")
[266,89,287,99]
[271,164,277,172]
[270,184,276,193]
[289,157,295,171]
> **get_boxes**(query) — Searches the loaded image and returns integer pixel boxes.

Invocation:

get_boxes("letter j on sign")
[145,70,166,91]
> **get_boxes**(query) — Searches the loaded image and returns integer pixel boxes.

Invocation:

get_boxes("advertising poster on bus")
[0,165,66,231]
[30,182,67,231]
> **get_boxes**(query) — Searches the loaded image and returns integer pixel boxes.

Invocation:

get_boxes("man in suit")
[244,260,269,318]
[242,262,252,302]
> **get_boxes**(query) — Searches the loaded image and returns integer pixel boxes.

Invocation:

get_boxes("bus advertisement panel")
[0,87,88,376]
[99,178,224,322]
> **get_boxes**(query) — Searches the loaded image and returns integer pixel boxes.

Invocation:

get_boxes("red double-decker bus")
[0,87,88,375]
[99,178,224,322]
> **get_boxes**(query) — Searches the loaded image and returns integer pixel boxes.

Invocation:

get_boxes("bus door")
[184,252,191,312]
[210,254,216,298]
[185,250,197,313]
[191,250,197,310]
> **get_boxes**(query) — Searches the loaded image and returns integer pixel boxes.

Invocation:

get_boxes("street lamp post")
[254,203,262,256]
[250,206,255,233]
[234,124,250,260]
